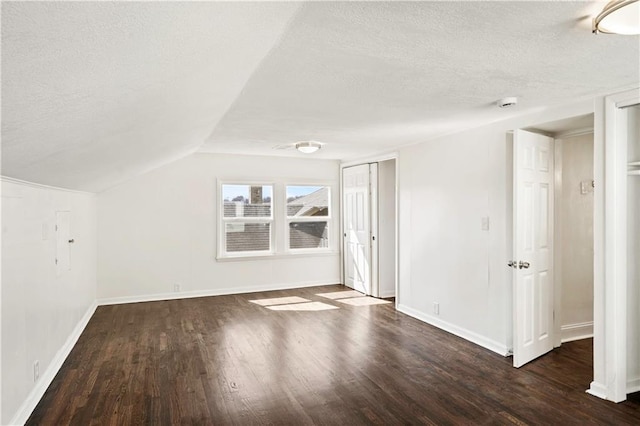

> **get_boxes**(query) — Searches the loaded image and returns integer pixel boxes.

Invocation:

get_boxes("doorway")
[512,114,595,367]
[342,158,397,299]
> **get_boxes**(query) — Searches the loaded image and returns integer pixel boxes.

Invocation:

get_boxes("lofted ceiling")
[2,1,639,192]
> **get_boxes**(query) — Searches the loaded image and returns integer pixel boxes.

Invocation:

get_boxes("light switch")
[481,216,490,231]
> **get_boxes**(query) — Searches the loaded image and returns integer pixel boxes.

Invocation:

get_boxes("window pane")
[286,186,329,217]
[289,221,329,249]
[223,185,272,217]
[226,223,271,253]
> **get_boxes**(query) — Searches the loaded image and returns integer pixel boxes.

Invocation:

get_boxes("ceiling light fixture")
[295,141,322,154]
[593,0,640,35]
[497,97,518,108]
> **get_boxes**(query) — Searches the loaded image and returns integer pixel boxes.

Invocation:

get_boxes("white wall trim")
[1,175,96,195]
[397,304,509,357]
[379,290,395,299]
[587,381,608,399]
[98,280,340,306]
[554,127,594,139]
[9,301,98,426]
[627,378,640,394]
[216,251,339,262]
[601,88,639,402]
[560,321,594,343]
[340,151,398,168]
[553,137,564,349]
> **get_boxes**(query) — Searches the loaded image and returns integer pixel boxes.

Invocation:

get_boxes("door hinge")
[55,258,58,265]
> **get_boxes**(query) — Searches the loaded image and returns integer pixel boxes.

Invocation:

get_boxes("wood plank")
[26,285,640,425]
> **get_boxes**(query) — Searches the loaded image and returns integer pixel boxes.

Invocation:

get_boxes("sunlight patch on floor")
[266,302,339,311]
[336,297,392,306]
[315,290,364,300]
[249,296,310,306]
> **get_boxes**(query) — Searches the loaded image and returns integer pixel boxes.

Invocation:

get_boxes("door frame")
[509,88,639,402]
[589,87,640,402]
[340,152,399,305]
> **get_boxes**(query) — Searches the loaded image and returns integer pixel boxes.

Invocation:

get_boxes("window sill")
[216,250,339,262]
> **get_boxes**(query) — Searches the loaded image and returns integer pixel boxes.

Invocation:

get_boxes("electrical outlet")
[481,216,490,231]
[174,283,181,292]
[433,302,440,315]
[34,360,40,382]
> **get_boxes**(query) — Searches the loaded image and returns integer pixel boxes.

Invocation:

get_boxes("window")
[221,184,273,255]
[218,182,333,259]
[286,185,330,250]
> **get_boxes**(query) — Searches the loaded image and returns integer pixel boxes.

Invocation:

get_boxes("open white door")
[343,164,372,295]
[513,129,554,368]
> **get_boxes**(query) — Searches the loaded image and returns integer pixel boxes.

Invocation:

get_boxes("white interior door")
[513,129,554,368]
[56,211,71,275]
[343,164,371,294]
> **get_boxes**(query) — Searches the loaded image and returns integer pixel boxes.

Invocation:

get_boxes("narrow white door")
[343,164,371,294]
[56,211,71,275]
[513,129,554,368]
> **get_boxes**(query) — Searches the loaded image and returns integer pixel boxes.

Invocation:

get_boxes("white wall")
[397,99,594,355]
[1,178,97,425]
[378,159,396,298]
[558,133,594,342]
[98,153,341,302]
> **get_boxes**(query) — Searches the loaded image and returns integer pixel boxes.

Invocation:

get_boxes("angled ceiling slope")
[1,1,301,192]
[201,1,639,159]
[2,2,639,192]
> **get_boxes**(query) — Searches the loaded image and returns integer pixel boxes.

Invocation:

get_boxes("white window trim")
[216,179,338,260]
[218,181,275,259]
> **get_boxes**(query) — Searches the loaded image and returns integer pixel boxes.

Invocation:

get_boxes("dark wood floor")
[28,284,640,425]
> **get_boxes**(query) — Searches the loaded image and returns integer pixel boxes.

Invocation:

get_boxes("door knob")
[507,260,517,268]
[518,261,530,269]
[68,239,75,243]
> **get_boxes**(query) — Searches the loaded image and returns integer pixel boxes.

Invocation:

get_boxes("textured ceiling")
[2,1,639,192]
[1,1,301,191]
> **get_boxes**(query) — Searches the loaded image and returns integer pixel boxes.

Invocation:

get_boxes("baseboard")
[396,304,509,356]
[9,301,98,426]
[561,321,594,343]
[587,381,608,400]
[585,378,640,401]
[98,280,341,306]
[627,377,640,394]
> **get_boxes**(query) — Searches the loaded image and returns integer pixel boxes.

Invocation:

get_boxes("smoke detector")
[497,97,518,108]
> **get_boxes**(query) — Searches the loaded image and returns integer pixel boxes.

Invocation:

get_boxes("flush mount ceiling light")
[497,97,518,108]
[593,0,640,35]
[295,141,322,154]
